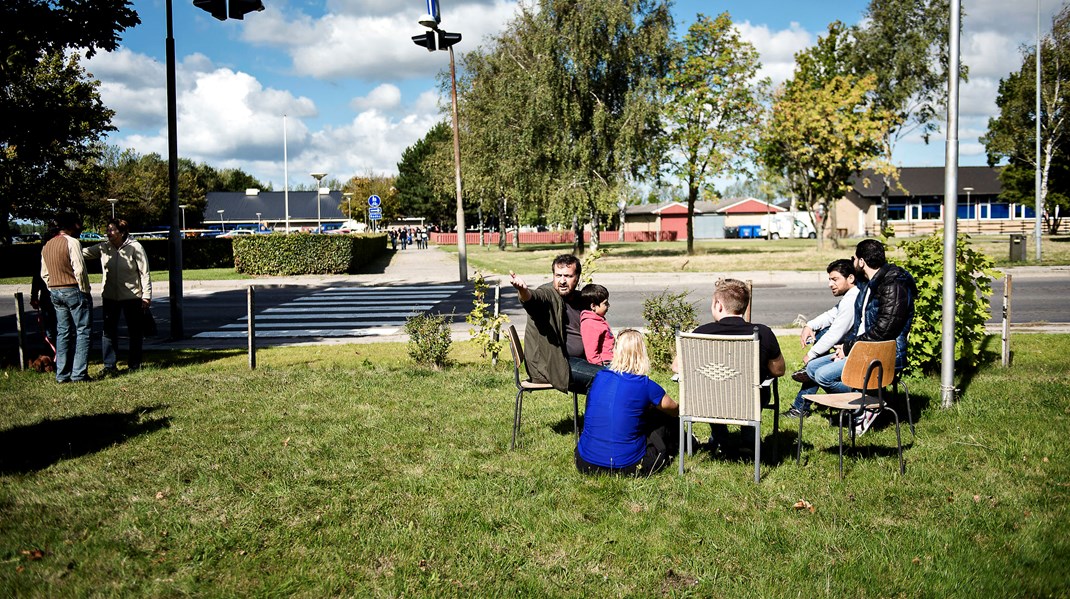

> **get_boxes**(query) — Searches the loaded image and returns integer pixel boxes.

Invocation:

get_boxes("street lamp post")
[179,204,189,232]
[256,212,262,231]
[413,13,466,282]
[343,193,353,220]
[107,198,118,219]
[311,172,327,233]
[218,209,225,233]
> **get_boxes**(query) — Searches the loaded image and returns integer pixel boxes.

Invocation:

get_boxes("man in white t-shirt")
[784,259,859,418]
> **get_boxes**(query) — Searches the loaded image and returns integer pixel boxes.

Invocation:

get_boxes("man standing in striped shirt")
[40,213,93,383]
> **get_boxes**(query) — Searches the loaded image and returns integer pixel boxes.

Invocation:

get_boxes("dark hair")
[715,278,749,316]
[855,239,887,269]
[580,283,609,308]
[827,258,855,280]
[108,218,130,238]
[551,253,581,277]
[54,212,81,232]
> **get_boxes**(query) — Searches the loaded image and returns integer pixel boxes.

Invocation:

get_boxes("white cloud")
[350,83,402,111]
[736,20,812,87]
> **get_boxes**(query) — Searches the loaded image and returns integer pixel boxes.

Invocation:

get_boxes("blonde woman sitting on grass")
[575,329,680,476]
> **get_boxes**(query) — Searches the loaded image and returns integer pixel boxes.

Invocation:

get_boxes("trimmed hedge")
[0,237,234,277]
[232,233,387,276]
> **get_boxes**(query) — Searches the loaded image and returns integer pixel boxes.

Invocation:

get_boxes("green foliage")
[396,122,456,229]
[465,272,509,364]
[642,289,699,371]
[896,232,999,373]
[579,247,609,284]
[404,312,453,369]
[231,233,385,276]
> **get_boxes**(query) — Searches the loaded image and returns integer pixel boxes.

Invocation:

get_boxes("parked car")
[219,229,255,238]
[80,231,105,242]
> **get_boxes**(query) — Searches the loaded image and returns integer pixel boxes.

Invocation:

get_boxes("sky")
[84,0,1065,193]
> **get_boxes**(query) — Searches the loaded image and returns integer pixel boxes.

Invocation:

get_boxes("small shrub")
[404,311,453,369]
[580,246,609,284]
[465,272,509,365]
[642,290,698,371]
[896,232,999,373]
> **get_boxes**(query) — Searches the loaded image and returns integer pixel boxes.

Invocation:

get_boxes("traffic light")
[192,0,227,21]
[193,0,264,21]
[437,31,461,50]
[229,0,265,19]
[411,31,437,52]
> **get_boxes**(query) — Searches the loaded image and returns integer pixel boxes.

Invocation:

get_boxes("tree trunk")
[686,177,698,255]
[512,204,519,248]
[572,214,583,256]
[815,199,826,251]
[478,205,485,247]
[589,202,601,253]
[879,174,891,235]
[497,196,507,251]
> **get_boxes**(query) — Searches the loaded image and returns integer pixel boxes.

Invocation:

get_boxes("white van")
[760,212,816,239]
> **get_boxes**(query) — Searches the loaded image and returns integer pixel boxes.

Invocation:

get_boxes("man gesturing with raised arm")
[509,254,603,394]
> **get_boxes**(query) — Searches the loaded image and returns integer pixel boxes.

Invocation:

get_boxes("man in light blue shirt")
[785,259,859,417]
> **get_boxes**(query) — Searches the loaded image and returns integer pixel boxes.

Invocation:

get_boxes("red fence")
[429,230,678,245]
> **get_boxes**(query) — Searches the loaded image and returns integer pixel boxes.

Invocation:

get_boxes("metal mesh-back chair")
[796,339,905,478]
[676,331,777,483]
[506,325,579,450]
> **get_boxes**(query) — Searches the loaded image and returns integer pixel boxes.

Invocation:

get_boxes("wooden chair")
[795,339,905,478]
[675,331,779,483]
[506,325,579,450]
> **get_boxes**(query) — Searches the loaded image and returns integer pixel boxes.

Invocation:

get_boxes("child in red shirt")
[580,283,615,365]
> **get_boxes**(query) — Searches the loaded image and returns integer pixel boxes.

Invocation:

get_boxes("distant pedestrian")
[40,212,93,383]
[84,218,152,374]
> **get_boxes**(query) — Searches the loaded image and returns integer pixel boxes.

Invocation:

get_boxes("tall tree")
[981,4,1070,234]
[0,0,140,244]
[662,12,768,255]
[851,0,959,233]
[343,172,399,226]
[538,0,673,254]
[395,121,455,229]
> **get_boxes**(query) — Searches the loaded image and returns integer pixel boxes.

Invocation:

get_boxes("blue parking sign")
[368,195,381,207]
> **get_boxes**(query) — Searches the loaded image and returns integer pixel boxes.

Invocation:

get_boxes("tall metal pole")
[448,44,467,282]
[940,0,961,409]
[165,0,184,340]
[1036,0,1043,260]
[284,115,290,234]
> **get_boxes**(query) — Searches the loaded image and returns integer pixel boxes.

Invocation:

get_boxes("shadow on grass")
[144,349,246,369]
[0,405,171,475]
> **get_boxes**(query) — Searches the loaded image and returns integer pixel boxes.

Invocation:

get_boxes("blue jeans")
[102,298,144,369]
[791,353,851,411]
[50,287,92,382]
[568,357,604,393]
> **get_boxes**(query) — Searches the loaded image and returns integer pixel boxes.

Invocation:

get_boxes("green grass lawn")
[451,234,1070,275]
[1,335,1068,596]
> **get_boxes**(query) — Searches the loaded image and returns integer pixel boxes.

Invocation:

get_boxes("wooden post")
[492,283,500,367]
[744,280,753,322]
[247,286,256,370]
[14,292,26,370]
[1001,274,1012,367]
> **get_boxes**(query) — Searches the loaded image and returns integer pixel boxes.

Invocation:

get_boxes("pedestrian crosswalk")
[193,284,466,339]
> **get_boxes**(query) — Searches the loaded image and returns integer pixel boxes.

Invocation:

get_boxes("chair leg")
[837,411,846,479]
[678,418,686,475]
[686,422,693,457]
[888,406,906,475]
[899,378,915,438]
[511,389,524,450]
[572,392,579,439]
[753,424,761,484]
[795,410,804,464]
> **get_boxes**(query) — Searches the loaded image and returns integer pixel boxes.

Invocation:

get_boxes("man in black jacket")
[834,238,917,435]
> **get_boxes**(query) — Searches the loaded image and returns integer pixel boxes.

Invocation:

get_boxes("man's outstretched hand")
[509,271,532,302]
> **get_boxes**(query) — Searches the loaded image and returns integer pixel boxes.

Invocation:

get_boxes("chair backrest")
[676,331,761,422]
[506,324,525,383]
[841,340,896,391]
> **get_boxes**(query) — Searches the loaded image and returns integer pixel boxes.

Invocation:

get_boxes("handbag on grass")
[142,306,158,337]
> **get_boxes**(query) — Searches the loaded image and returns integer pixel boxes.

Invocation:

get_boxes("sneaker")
[783,407,810,419]
[854,410,878,436]
[99,367,120,378]
[791,369,814,385]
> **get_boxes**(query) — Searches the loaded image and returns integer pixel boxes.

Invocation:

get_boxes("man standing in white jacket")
[84,218,152,375]
[784,259,859,418]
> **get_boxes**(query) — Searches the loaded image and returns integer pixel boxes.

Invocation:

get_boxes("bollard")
[1001,275,1012,367]
[14,292,26,370]
[248,286,256,370]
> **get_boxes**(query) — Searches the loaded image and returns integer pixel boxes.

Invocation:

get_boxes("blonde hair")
[609,329,650,376]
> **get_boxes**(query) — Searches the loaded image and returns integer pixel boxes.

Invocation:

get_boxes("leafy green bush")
[465,272,509,364]
[896,232,999,373]
[642,289,698,371]
[404,311,453,369]
[232,233,386,275]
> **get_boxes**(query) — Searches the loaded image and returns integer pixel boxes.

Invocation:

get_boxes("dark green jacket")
[522,283,572,392]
